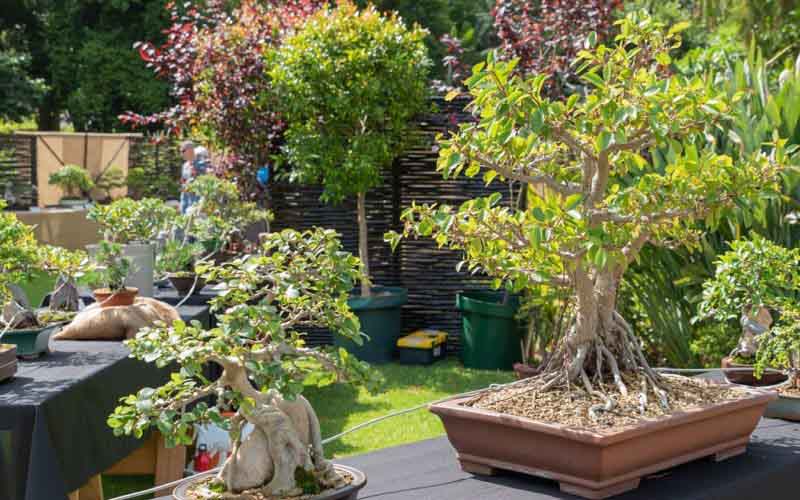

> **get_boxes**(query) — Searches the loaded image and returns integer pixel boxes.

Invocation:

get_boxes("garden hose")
[106,366,788,500]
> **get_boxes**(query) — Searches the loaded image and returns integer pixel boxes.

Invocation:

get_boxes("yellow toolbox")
[396,329,447,365]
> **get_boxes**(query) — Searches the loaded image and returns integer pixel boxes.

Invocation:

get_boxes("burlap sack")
[54,297,180,341]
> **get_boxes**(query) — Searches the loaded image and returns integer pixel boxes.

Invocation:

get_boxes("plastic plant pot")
[335,287,407,364]
[456,291,522,371]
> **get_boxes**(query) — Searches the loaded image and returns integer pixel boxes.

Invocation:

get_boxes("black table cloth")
[0,305,210,500]
[159,418,800,499]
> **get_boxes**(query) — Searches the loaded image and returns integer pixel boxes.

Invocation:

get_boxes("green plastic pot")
[2,323,61,357]
[335,287,407,364]
[456,291,522,370]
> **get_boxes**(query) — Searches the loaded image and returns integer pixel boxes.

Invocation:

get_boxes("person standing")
[179,141,210,214]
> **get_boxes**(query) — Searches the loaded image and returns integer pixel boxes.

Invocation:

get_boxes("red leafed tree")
[121,0,321,193]
[492,0,621,97]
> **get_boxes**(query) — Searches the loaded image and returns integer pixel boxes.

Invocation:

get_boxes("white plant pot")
[86,242,155,298]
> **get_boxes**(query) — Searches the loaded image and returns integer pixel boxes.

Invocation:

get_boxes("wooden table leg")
[68,474,104,500]
[153,434,186,496]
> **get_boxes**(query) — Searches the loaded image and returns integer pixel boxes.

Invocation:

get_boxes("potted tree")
[157,240,206,296]
[755,308,800,420]
[697,236,798,386]
[88,241,137,307]
[270,1,430,363]
[88,197,177,297]
[48,164,94,208]
[388,13,786,498]
[108,228,378,499]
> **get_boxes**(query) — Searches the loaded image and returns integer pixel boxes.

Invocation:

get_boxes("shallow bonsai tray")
[2,324,60,358]
[721,357,787,386]
[430,387,775,500]
[171,464,367,500]
[764,392,800,421]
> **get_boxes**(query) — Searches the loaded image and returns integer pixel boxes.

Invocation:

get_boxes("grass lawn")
[100,359,514,498]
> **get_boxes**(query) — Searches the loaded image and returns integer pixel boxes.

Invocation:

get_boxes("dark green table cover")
[0,305,209,500]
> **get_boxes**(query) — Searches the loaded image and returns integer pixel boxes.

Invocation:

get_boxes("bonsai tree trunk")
[736,306,772,359]
[217,359,344,495]
[356,192,371,297]
[1,284,37,330]
[50,276,80,312]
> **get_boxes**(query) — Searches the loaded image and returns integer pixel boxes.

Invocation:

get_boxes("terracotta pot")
[430,387,775,499]
[721,356,787,386]
[171,464,367,500]
[168,274,206,296]
[0,344,17,382]
[512,363,539,379]
[92,287,139,308]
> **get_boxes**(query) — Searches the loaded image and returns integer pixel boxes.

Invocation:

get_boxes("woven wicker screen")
[0,134,37,209]
[270,96,509,351]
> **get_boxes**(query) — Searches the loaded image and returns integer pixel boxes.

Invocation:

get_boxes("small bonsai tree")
[697,236,800,363]
[88,197,177,244]
[48,164,94,202]
[755,308,800,391]
[0,201,43,330]
[89,241,132,293]
[389,12,788,415]
[156,240,204,277]
[108,228,377,496]
[270,1,430,296]
[184,174,272,255]
[38,245,91,315]
[93,165,127,202]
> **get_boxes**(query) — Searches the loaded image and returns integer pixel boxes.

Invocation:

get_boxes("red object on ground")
[194,444,213,472]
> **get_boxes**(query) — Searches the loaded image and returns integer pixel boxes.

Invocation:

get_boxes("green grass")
[101,360,513,497]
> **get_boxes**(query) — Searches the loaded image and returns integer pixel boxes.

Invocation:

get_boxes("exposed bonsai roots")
[524,310,669,420]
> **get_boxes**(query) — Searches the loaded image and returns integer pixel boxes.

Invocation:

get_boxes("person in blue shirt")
[179,141,211,214]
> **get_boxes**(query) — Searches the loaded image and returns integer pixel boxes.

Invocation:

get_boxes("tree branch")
[471,151,581,196]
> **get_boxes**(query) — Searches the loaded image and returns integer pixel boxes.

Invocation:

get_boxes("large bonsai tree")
[389,12,788,412]
[270,1,430,296]
[0,201,41,329]
[109,228,377,495]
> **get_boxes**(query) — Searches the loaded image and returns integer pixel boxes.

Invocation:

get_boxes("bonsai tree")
[388,12,788,415]
[156,240,204,278]
[89,241,132,293]
[48,164,94,203]
[270,1,430,297]
[755,307,800,391]
[697,236,800,363]
[108,228,378,496]
[0,201,43,330]
[179,175,271,257]
[88,197,177,244]
[38,245,91,316]
[93,165,127,202]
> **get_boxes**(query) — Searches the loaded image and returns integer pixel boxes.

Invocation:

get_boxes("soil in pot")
[432,375,774,499]
[93,287,139,308]
[721,356,788,386]
[173,465,366,500]
[168,274,206,296]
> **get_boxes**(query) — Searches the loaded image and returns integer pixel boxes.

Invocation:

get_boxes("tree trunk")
[357,191,371,297]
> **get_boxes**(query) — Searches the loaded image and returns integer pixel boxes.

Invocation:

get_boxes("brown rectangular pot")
[0,344,18,382]
[430,387,775,499]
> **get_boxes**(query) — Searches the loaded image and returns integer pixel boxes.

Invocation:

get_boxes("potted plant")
[157,240,206,296]
[92,165,128,203]
[755,308,800,420]
[182,175,271,262]
[270,1,430,363]
[0,205,86,359]
[48,164,94,208]
[697,236,798,386]
[88,197,177,297]
[108,228,378,499]
[388,13,786,498]
[88,241,137,307]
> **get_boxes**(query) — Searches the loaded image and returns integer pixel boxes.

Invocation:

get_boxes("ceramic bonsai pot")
[0,344,17,382]
[171,464,367,500]
[93,287,139,308]
[721,356,787,386]
[764,392,800,421]
[337,287,407,364]
[88,242,155,298]
[430,387,775,499]
[512,362,539,379]
[168,274,206,296]
[456,291,523,370]
[2,324,61,357]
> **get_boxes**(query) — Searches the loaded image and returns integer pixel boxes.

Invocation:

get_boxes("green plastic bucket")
[456,291,522,370]
[335,287,407,364]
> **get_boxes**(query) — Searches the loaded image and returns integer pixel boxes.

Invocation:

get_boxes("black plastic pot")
[456,290,522,370]
[335,287,407,364]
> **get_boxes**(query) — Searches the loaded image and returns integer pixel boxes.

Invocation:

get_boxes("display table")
[0,305,210,500]
[158,419,798,500]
